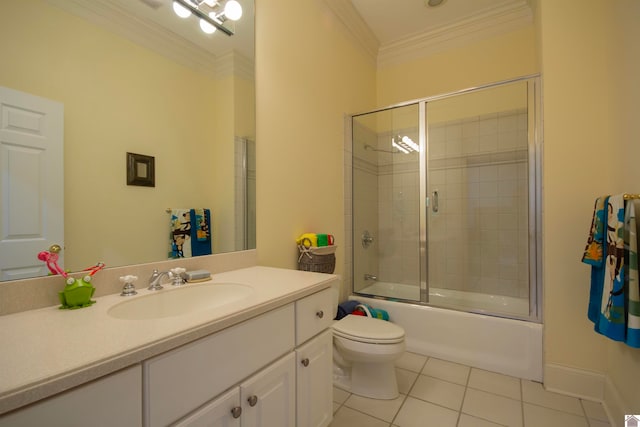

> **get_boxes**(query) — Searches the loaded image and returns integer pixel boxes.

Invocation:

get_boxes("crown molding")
[323,0,379,65]
[377,2,533,68]
[216,50,255,80]
[45,0,248,79]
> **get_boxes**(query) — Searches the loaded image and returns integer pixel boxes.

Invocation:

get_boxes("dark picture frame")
[126,152,155,187]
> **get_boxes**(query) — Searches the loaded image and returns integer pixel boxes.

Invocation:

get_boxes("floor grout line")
[331,352,611,427]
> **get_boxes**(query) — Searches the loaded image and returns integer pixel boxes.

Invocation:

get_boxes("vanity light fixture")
[172,0,243,36]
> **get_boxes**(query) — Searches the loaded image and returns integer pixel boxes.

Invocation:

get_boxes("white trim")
[323,0,379,65]
[325,0,532,69]
[543,363,621,426]
[378,2,533,68]
[215,51,255,80]
[604,374,629,427]
[45,0,247,78]
[544,363,605,401]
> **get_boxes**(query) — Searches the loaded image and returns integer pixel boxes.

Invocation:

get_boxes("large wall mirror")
[0,0,255,281]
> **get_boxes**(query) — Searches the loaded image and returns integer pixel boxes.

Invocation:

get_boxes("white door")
[0,87,64,281]
[240,353,296,427]
[296,329,333,427]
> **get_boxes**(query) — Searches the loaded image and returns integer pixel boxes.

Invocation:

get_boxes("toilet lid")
[333,315,405,344]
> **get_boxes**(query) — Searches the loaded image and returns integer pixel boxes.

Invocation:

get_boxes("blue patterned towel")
[624,200,640,347]
[594,195,626,342]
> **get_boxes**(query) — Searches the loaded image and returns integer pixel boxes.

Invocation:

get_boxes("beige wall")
[609,0,640,411]
[377,25,538,108]
[255,0,377,279]
[0,1,243,270]
[255,0,640,414]
[539,0,640,414]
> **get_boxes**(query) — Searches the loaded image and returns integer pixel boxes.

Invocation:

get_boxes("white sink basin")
[107,282,253,320]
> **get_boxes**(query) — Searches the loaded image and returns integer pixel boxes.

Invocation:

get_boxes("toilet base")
[351,361,399,400]
[333,361,399,400]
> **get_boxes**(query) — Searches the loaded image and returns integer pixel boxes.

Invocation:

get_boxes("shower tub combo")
[348,76,543,381]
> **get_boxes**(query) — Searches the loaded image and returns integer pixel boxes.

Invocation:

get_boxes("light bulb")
[172,1,192,18]
[199,14,217,34]
[224,0,242,21]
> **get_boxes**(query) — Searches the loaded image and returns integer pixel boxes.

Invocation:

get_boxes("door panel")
[0,87,63,280]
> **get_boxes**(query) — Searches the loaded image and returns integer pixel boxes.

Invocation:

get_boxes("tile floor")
[329,352,611,427]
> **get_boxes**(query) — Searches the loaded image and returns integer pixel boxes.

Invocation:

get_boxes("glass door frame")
[350,74,542,323]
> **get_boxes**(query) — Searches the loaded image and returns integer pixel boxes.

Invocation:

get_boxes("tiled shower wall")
[356,109,530,299]
[427,109,529,298]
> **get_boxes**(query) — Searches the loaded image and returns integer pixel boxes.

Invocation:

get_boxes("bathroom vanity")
[0,266,335,427]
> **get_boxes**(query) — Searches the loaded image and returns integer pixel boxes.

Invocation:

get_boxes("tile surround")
[351,109,531,300]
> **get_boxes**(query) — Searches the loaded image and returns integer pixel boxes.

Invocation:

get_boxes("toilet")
[331,286,406,400]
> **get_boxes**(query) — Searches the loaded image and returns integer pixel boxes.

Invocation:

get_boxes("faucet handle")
[169,267,187,286]
[119,275,138,296]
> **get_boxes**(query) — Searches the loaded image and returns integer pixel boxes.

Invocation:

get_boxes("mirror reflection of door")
[0,87,64,280]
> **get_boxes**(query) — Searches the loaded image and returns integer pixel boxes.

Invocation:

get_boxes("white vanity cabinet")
[0,274,337,427]
[296,329,333,427]
[144,304,295,427]
[154,286,335,427]
[294,288,334,427]
[174,353,296,427]
[0,365,142,427]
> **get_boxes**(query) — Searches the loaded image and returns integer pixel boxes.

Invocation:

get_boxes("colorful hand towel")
[169,209,192,259]
[190,208,212,257]
[582,196,607,266]
[595,194,626,342]
[624,199,640,347]
[584,196,609,322]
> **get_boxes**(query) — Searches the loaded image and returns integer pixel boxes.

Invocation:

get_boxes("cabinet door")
[240,353,295,427]
[296,329,333,427]
[173,388,241,427]
[0,365,142,427]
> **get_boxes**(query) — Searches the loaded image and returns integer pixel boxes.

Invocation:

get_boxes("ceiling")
[47,0,531,70]
[350,0,532,47]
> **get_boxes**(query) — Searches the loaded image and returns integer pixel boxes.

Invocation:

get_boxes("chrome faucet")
[364,274,378,281]
[148,268,187,290]
[148,269,170,291]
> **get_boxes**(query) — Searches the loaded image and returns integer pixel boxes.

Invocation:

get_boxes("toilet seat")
[333,315,405,344]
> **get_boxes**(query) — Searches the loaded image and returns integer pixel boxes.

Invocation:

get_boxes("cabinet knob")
[231,406,242,418]
[316,310,324,319]
[301,358,310,367]
[247,395,258,407]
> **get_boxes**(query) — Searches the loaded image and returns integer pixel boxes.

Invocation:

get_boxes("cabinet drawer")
[295,287,334,345]
[144,304,295,427]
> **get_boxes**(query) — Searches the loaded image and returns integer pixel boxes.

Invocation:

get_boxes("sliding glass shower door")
[352,103,422,302]
[351,76,540,320]
[426,80,537,318]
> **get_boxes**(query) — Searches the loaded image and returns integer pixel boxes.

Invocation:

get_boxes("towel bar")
[624,194,640,200]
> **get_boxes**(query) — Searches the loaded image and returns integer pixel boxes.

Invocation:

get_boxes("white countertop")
[0,266,337,415]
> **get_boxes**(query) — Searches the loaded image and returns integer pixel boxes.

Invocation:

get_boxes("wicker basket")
[297,251,336,274]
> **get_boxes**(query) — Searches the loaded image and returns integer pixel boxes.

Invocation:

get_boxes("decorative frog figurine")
[58,274,98,309]
[37,245,105,310]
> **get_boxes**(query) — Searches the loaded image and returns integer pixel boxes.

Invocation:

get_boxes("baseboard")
[603,374,628,427]
[544,363,622,426]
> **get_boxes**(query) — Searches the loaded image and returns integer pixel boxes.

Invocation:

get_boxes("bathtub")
[351,286,543,382]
